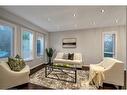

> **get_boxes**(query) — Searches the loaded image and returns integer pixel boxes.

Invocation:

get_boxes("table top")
[46,64,78,70]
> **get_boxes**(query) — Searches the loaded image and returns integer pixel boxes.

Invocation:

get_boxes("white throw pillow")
[74,53,81,60]
[56,52,64,59]
[62,53,68,59]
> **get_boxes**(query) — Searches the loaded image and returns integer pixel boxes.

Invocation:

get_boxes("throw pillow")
[68,53,74,60]
[15,55,26,70]
[7,55,26,72]
[15,54,21,59]
[62,53,68,59]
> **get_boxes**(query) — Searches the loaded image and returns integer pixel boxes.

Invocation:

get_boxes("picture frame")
[62,38,76,48]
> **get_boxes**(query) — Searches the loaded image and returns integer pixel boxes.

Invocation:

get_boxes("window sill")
[36,56,43,59]
[24,58,34,62]
[0,57,8,62]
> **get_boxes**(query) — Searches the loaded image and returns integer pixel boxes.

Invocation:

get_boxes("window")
[21,29,33,60]
[36,34,44,57]
[0,23,14,58]
[103,32,117,58]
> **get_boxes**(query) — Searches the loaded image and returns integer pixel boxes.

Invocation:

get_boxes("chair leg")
[98,83,104,89]
[118,86,122,89]
[98,86,102,89]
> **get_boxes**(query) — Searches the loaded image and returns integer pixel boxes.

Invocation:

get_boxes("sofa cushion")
[54,59,82,64]
[55,52,63,59]
[7,56,26,72]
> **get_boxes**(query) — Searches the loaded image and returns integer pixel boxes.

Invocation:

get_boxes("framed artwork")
[62,38,76,48]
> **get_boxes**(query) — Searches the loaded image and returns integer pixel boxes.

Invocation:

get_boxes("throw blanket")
[88,65,105,88]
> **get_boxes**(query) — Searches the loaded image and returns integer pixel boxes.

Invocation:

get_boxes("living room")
[0,6,126,90]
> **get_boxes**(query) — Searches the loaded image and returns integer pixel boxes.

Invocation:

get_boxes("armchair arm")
[0,62,30,89]
[0,64,30,78]
[103,63,124,86]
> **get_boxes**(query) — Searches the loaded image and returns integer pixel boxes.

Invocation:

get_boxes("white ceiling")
[2,6,126,32]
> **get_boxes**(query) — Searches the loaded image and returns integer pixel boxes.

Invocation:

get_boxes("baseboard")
[30,64,46,75]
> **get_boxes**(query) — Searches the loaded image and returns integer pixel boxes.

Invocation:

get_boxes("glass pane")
[22,31,33,60]
[0,25,13,58]
[104,34,115,57]
[37,39,41,56]
[37,36,44,57]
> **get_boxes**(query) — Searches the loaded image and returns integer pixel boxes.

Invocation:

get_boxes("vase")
[48,57,52,65]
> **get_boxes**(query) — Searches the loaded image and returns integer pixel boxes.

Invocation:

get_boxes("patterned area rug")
[30,68,97,89]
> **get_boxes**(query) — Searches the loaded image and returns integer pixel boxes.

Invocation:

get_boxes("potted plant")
[46,48,54,65]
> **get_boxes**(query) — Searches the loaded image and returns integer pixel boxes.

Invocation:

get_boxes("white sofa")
[0,61,30,89]
[89,58,124,87]
[53,52,83,68]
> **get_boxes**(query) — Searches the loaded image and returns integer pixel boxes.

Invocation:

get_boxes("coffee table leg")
[75,70,77,83]
[45,66,47,77]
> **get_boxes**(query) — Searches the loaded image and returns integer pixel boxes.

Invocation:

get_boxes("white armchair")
[89,58,124,87]
[53,52,83,68]
[0,61,30,89]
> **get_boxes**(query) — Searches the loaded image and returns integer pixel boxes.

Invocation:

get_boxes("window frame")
[36,33,45,58]
[102,31,117,58]
[0,19,16,60]
[21,28,34,61]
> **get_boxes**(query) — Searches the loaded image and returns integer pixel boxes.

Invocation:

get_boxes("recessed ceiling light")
[74,24,77,27]
[73,14,76,17]
[93,22,95,25]
[47,18,51,21]
[57,26,60,30]
[115,19,118,23]
[101,9,105,13]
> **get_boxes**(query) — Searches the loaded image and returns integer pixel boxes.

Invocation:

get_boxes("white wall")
[0,8,49,69]
[49,26,126,69]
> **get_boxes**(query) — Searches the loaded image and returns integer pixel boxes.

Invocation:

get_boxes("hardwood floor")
[10,83,53,90]
[9,64,126,90]
[9,82,117,89]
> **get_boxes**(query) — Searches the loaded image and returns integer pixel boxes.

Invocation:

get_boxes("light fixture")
[115,19,118,23]
[101,9,105,13]
[57,26,60,30]
[93,21,95,25]
[74,24,77,28]
[73,13,76,17]
[47,18,51,21]
[74,24,77,27]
